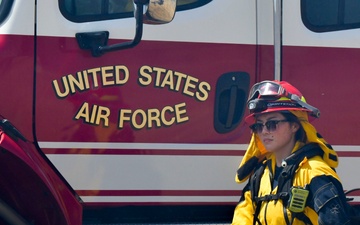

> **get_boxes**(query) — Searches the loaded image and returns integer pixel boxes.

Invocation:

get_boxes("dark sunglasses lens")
[250,124,263,133]
[265,121,278,132]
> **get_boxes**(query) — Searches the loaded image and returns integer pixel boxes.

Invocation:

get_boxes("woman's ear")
[291,122,300,133]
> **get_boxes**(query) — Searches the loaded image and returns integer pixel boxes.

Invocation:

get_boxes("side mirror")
[144,0,176,24]
[76,0,177,57]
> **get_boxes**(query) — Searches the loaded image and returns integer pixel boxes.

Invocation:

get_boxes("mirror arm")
[76,0,176,57]
[96,2,145,56]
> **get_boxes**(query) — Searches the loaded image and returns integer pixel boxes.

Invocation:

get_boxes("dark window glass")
[301,0,360,32]
[59,0,212,23]
[0,0,14,25]
[344,1,360,24]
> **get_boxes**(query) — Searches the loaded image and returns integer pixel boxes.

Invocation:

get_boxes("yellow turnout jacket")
[232,111,350,225]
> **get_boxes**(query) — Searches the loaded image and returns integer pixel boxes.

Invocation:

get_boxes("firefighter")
[232,80,351,225]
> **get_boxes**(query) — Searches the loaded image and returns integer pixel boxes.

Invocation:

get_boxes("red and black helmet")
[244,80,320,124]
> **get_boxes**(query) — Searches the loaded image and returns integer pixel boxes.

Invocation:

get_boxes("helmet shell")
[244,80,312,124]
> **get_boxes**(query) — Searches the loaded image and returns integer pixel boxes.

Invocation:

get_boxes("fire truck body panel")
[34,0,254,209]
[0,124,82,225]
[1,0,360,224]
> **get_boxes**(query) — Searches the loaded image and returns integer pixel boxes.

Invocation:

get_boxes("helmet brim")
[244,108,313,124]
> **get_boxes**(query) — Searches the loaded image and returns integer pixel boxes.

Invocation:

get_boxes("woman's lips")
[262,138,273,144]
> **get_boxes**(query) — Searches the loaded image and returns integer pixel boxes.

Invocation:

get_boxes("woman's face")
[254,112,299,155]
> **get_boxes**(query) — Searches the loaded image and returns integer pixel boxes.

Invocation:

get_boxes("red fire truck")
[1,0,360,224]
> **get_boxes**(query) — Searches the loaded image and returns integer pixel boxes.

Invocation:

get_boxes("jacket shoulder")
[294,156,340,184]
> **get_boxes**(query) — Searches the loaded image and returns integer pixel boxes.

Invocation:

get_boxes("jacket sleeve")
[232,183,255,225]
[307,175,351,225]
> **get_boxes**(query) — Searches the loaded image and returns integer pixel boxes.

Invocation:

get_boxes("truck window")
[301,0,360,32]
[0,0,13,25]
[59,0,211,23]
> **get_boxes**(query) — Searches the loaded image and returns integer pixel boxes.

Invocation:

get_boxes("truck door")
[281,0,360,195]
[35,0,258,222]
[0,0,34,140]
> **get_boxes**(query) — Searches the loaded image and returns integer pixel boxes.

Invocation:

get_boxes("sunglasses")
[249,120,289,133]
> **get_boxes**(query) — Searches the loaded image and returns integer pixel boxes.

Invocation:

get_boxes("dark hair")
[281,112,307,143]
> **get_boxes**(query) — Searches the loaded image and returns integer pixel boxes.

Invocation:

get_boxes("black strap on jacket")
[249,143,324,225]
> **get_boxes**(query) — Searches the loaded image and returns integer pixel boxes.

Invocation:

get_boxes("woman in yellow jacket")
[232,80,351,225]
